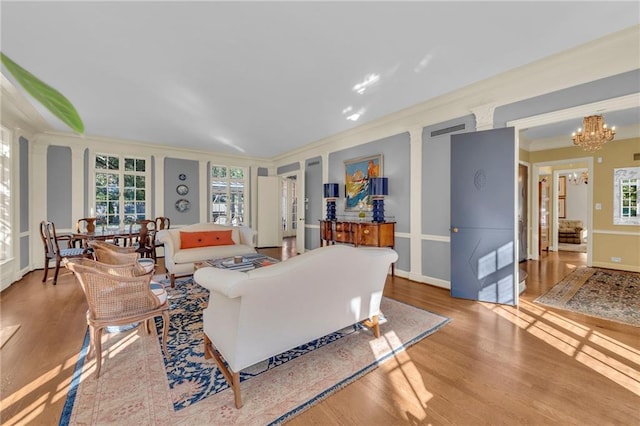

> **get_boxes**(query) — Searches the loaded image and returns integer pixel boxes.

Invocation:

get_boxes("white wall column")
[321,152,329,219]
[70,145,84,222]
[199,159,208,223]
[250,164,259,228]
[154,154,165,218]
[470,103,496,131]
[30,139,48,267]
[408,126,423,281]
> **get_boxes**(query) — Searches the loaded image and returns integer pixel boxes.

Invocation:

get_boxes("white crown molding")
[274,25,640,166]
[510,93,640,130]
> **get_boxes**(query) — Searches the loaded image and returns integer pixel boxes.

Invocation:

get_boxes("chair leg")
[88,326,95,359]
[93,326,104,379]
[53,259,61,285]
[42,256,49,283]
[160,311,170,358]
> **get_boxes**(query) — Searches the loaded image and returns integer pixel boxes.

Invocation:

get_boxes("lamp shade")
[323,183,339,198]
[369,177,388,196]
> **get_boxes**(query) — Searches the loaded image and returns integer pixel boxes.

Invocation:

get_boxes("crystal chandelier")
[572,115,615,151]
[568,171,588,185]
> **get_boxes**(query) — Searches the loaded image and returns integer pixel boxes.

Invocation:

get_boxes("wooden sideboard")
[319,220,396,275]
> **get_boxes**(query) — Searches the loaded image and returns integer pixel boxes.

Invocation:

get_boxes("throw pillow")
[180,230,236,249]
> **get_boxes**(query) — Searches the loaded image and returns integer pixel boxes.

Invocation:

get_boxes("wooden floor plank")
[1,247,638,425]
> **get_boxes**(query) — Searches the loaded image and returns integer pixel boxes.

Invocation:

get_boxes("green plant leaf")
[1,52,84,133]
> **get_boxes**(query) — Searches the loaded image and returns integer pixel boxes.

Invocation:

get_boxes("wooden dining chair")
[63,257,169,378]
[39,220,92,285]
[72,217,98,247]
[128,220,157,262]
[153,216,170,259]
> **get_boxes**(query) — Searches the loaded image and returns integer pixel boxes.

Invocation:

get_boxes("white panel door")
[257,176,283,247]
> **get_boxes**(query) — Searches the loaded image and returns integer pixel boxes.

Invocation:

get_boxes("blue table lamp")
[323,183,340,220]
[369,177,388,223]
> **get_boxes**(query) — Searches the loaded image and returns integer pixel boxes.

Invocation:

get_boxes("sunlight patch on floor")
[1,363,62,409]
[370,330,434,423]
[0,346,85,425]
[106,331,140,359]
[2,393,49,426]
[589,331,640,364]
[481,299,640,396]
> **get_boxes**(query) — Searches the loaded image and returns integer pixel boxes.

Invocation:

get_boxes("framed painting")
[558,197,566,219]
[558,176,566,197]
[344,154,383,210]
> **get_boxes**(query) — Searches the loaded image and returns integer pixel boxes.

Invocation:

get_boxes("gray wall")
[420,115,475,281]
[47,146,72,228]
[422,115,475,236]
[277,162,300,175]
[20,235,30,270]
[327,132,411,233]
[494,69,640,126]
[422,240,450,281]
[164,158,199,225]
[305,156,322,249]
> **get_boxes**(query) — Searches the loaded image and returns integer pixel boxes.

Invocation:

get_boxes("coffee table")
[195,253,280,272]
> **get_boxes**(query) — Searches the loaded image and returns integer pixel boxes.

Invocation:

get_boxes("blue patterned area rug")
[155,277,439,411]
[61,276,451,425]
[535,267,640,327]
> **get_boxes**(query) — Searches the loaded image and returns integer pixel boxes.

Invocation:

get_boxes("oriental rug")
[60,277,451,425]
[535,267,640,327]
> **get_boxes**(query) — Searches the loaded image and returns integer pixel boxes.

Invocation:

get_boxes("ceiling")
[1,1,639,159]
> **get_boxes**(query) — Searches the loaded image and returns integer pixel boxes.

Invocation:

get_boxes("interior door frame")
[552,167,589,251]
[507,93,637,263]
[530,159,593,264]
[279,168,305,254]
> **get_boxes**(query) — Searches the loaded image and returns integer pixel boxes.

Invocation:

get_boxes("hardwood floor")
[1,247,638,425]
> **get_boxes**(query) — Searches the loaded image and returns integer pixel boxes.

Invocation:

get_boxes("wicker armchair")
[64,258,170,378]
[88,240,141,266]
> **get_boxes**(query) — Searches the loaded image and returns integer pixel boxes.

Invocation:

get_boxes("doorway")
[529,159,593,263]
[279,171,305,254]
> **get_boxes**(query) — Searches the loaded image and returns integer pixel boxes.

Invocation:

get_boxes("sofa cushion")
[172,244,255,264]
[180,230,235,249]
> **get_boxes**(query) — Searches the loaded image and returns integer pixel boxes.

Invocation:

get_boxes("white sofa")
[157,223,257,287]
[193,244,398,408]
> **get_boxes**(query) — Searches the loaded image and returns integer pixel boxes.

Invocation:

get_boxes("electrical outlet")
[595,203,602,210]
[611,257,622,263]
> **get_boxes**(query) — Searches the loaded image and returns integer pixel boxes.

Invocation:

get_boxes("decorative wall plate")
[178,173,187,181]
[176,184,189,195]
[175,199,191,212]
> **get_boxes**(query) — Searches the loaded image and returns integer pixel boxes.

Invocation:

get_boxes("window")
[94,154,148,227]
[620,178,638,218]
[211,166,246,225]
[0,126,11,261]
[613,167,640,225]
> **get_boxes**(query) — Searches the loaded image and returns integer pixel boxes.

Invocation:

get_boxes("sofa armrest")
[238,226,257,248]
[157,230,176,268]
[194,267,249,298]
